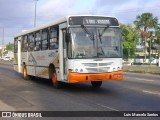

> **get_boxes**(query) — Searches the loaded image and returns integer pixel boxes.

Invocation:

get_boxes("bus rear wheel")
[23,66,29,80]
[51,70,61,89]
[91,81,102,88]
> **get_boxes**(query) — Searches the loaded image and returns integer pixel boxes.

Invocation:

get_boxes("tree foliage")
[133,12,158,61]
[134,13,158,31]
[156,24,160,41]
[120,23,140,59]
[155,30,160,47]
[6,42,14,51]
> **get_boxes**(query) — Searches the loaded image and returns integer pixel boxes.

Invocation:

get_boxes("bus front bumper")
[68,70,123,83]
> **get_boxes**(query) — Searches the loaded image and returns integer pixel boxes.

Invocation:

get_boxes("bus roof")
[15,16,67,38]
[14,15,118,38]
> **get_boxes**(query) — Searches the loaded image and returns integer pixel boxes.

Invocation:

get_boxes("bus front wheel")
[91,81,102,88]
[51,70,61,89]
[23,66,29,80]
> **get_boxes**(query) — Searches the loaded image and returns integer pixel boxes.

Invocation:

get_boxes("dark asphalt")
[0,62,160,120]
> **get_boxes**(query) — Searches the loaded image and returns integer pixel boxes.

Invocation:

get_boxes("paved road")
[0,63,160,120]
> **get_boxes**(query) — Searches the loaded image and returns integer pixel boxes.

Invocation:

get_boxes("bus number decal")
[36,55,45,61]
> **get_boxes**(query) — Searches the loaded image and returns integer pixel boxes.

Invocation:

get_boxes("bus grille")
[99,62,113,66]
[86,68,98,73]
[83,62,112,73]
[82,63,97,67]
[99,67,110,72]
[86,67,110,73]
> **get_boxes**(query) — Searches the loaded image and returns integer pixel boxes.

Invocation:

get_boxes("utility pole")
[34,0,39,27]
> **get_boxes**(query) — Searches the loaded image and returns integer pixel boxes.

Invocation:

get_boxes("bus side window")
[22,35,28,52]
[42,29,48,50]
[35,31,41,51]
[28,33,34,52]
[50,27,59,49]
[14,38,18,53]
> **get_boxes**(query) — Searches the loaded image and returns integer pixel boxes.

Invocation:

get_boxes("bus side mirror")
[65,33,71,43]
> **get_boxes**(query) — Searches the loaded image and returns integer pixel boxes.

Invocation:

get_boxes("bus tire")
[91,81,102,88]
[23,66,29,80]
[51,70,61,89]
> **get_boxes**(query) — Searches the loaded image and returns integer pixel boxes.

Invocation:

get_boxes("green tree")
[134,12,158,62]
[6,42,14,51]
[155,31,160,46]
[120,23,139,59]
[155,28,160,63]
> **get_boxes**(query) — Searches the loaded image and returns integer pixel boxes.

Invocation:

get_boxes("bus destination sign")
[83,18,110,25]
[69,16,119,26]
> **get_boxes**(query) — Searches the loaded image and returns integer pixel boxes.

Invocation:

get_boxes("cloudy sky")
[0,0,160,44]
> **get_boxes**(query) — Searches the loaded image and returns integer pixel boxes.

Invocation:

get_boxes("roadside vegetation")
[124,66,160,74]
[121,12,159,62]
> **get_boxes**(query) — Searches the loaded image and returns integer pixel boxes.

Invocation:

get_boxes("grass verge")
[123,67,160,75]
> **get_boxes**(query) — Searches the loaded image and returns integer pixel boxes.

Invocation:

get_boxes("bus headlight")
[80,69,83,72]
[75,69,78,72]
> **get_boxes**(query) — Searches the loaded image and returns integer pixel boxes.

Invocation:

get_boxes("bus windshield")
[68,27,122,59]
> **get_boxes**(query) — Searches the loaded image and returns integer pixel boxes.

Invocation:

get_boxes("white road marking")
[97,104,119,111]
[142,90,160,96]
[135,78,154,82]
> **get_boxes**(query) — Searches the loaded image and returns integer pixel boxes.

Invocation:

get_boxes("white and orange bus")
[13,15,123,88]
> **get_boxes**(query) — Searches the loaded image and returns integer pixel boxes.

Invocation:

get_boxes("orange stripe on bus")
[68,71,123,83]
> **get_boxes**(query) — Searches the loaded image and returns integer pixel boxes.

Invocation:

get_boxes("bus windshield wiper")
[81,25,94,40]
[98,26,109,57]
[99,25,109,38]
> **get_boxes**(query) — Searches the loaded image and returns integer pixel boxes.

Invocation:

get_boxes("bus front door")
[59,23,67,81]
